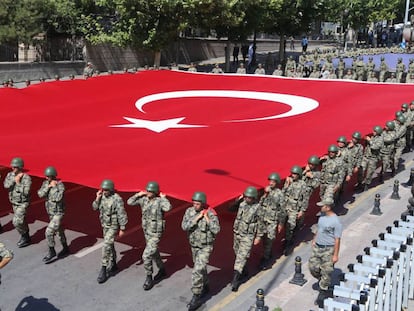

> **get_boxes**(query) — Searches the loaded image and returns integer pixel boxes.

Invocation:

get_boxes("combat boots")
[0,223,3,234]
[231,271,241,292]
[97,266,108,284]
[154,267,166,281]
[143,275,154,290]
[315,289,331,308]
[43,247,56,264]
[17,232,31,248]
[108,261,118,277]
[57,243,70,258]
[187,294,202,311]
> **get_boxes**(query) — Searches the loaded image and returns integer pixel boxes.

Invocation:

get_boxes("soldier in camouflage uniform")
[359,126,383,192]
[231,186,260,291]
[395,57,406,83]
[319,145,345,204]
[385,72,398,83]
[257,173,285,270]
[354,56,366,80]
[0,242,13,284]
[182,192,220,311]
[3,157,32,248]
[93,179,128,284]
[379,56,388,82]
[302,155,321,214]
[282,165,307,255]
[127,181,171,290]
[366,57,375,73]
[406,102,414,151]
[285,56,296,77]
[337,57,345,79]
[37,166,69,264]
[309,198,342,308]
[393,115,407,173]
[347,132,364,189]
[408,59,414,76]
[380,121,397,181]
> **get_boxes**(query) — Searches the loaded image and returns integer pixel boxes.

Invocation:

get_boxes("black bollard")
[402,168,414,187]
[390,180,400,200]
[289,256,307,286]
[249,288,269,311]
[370,193,382,215]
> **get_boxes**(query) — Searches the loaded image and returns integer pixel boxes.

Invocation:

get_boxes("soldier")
[272,64,283,76]
[254,63,266,75]
[395,57,406,83]
[347,132,364,189]
[309,198,342,308]
[3,157,32,248]
[379,56,389,82]
[355,56,366,81]
[366,56,375,73]
[393,115,407,173]
[284,56,296,76]
[231,186,260,291]
[83,62,94,78]
[210,64,223,74]
[302,156,321,214]
[406,73,414,84]
[93,179,128,284]
[0,242,13,284]
[257,173,285,270]
[380,121,397,181]
[385,72,397,83]
[127,181,171,290]
[188,63,197,72]
[282,165,306,255]
[182,192,220,311]
[319,145,345,204]
[336,57,345,79]
[343,69,353,80]
[298,52,307,75]
[367,71,378,82]
[359,126,384,191]
[408,59,414,75]
[37,166,69,264]
[236,63,246,74]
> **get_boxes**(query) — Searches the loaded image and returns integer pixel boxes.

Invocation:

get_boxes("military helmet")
[328,144,339,153]
[268,172,281,183]
[386,121,395,130]
[290,165,303,176]
[308,155,320,165]
[402,103,409,109]
[100,179,114,191]
[243,186,258,199]
[398,57,402,62]
[44,166,57,177]
[10,157,24,168]
[373,125,383,134]
[381,56,385,61]
[146,181,160,194]
[337,136,347,143]
[395,111,403,118]
[397,115,406,124]
[192,191,206,204]
[352,131,362,140]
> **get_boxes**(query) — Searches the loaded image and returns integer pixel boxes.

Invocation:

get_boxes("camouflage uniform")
[232,200,259,274]
[257,187,285,261]
[337,58,345,79]
[395,59,406,83]
[93,191,128,269]
[302,165,321,211]
[38,179,67,248]
[379,58,388,82]
[320,150,345,203]
[355,57,365,81]
[181,207,220,295]
[360,131,383,189]
[0,242,13,283]
[347,138,364,178]
[282,175,306,243]
[393,118,407,171]
[4,171,31,236]
[127,193,171,276]
[380,123,396,178]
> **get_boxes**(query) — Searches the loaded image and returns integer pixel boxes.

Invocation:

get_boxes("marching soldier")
[257,173,285,270]
[37,166,69,264]
[302,155,321,214]
[3,157,32,248]
[380,121,397,181]
[93,179,128,284]
[347,132,364,189]
[319,145,345,204]
[127,181,171,290]
[231,186,260,291]
[282,165,307,255]
[359,126,384,191]
[182,192,220,311]
[393,115,407,174]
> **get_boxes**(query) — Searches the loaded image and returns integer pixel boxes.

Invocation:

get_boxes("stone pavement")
[216,152,414,311]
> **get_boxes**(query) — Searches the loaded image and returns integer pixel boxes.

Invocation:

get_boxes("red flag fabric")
[0,70,412,206]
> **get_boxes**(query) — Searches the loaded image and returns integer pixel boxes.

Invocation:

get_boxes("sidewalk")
[219,153,414,311]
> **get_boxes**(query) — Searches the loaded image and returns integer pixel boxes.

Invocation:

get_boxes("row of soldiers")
[1,101,413,310]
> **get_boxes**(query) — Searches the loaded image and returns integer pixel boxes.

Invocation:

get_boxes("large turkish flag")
[0,70,412,206]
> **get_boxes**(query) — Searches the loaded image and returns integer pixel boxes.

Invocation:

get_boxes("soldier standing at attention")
[379,56,388,82]
[93,179,128,284]
[127,181,171,290]
[309,198,342,308]
[3,157,32,248]
[395,57,406,83]
[257,173,285,270]
[282,165,306,255]
[182,192,220,311]
[231,186,260,292]
[37,166,69,264]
